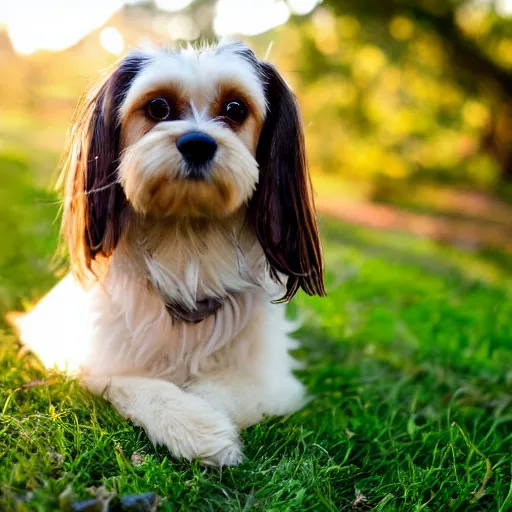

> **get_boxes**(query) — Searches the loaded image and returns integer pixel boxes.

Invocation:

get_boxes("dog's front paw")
[159,403,243,467]
[103,376,243,467]
[199,438,243,467]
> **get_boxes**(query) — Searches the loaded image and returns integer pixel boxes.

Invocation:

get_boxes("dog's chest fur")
[126,214,267,308]
[82,213,275,386]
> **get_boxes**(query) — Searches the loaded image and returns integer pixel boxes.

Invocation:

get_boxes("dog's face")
[62,41,325,300]
[118,46,266,218]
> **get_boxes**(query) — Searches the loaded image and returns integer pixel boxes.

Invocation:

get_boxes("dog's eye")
[222,101,248,124]
[146,98,172,121]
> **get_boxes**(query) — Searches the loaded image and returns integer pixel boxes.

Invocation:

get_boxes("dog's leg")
[86,375,242,466]
[186,368,305,430]
[185,310,306,430]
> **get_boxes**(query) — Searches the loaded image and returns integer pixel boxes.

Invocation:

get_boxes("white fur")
[14,43,307,466]
[16,252,305,465]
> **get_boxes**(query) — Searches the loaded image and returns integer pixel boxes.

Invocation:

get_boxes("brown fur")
[248,62,326,301]
[59,52,148,281]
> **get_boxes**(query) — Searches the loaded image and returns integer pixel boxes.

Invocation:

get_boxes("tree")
[325,0,512,181]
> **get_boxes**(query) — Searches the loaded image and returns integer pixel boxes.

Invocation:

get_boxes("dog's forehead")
[120,44,266,118]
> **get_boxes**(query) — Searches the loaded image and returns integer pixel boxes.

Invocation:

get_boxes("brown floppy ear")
[59,52,147,280]
[248,62,326,301]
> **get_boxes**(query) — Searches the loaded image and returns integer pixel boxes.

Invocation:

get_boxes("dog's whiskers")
[84,182,118,196]
[32,182,119,207]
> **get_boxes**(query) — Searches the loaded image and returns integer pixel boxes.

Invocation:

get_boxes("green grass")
[1,147,512,511]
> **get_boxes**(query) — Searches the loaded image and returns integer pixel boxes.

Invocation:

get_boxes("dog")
[13,40,325,466]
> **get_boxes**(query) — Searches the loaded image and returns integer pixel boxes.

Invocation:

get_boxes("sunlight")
[13,275,92,374]
[214,0,290,36]
[168,15,200,40]
[497,0,512,15]
[1,0,123,55]
[287,0,321,15]
[475,0,512,15]
[100,26,125,55]
[0,0,322,55]
[155,0,194,12]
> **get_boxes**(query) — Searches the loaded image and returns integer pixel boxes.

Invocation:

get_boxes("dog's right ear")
[59,52,148,280]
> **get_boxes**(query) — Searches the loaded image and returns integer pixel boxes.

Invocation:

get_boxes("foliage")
[251,1,512,197]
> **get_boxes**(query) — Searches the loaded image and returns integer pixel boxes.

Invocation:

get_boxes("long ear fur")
[59,52,147,280]
[249,62,326,301]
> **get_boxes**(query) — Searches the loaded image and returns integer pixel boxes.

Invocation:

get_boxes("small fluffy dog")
[15,40,325,466]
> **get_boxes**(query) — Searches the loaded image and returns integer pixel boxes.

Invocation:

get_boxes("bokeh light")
[1,0,123,54]
[100,26,125,55]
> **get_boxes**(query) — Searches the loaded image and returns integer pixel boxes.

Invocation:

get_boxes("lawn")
[0,146,511,511]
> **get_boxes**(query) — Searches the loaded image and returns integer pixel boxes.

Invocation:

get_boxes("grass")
[1,146,512,511]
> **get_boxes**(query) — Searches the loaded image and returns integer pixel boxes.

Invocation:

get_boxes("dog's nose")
[176,132,217,165]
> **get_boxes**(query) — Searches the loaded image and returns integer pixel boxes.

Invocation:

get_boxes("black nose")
[176,132,217,165]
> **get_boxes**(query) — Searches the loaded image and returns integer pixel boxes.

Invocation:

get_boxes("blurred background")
[1,0,512,308]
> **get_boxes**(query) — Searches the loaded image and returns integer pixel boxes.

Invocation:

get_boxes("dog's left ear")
[248,62,326,301]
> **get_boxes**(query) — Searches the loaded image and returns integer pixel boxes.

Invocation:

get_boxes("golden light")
[462,100,490,130]
[168,15,200,40]
[11,275,92,374]
[1,0,123,55]
[389,16,414,41]
[100,26,125,55]
[312,9,338,55]
[0,0,321,55]
[497,38,512,65]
